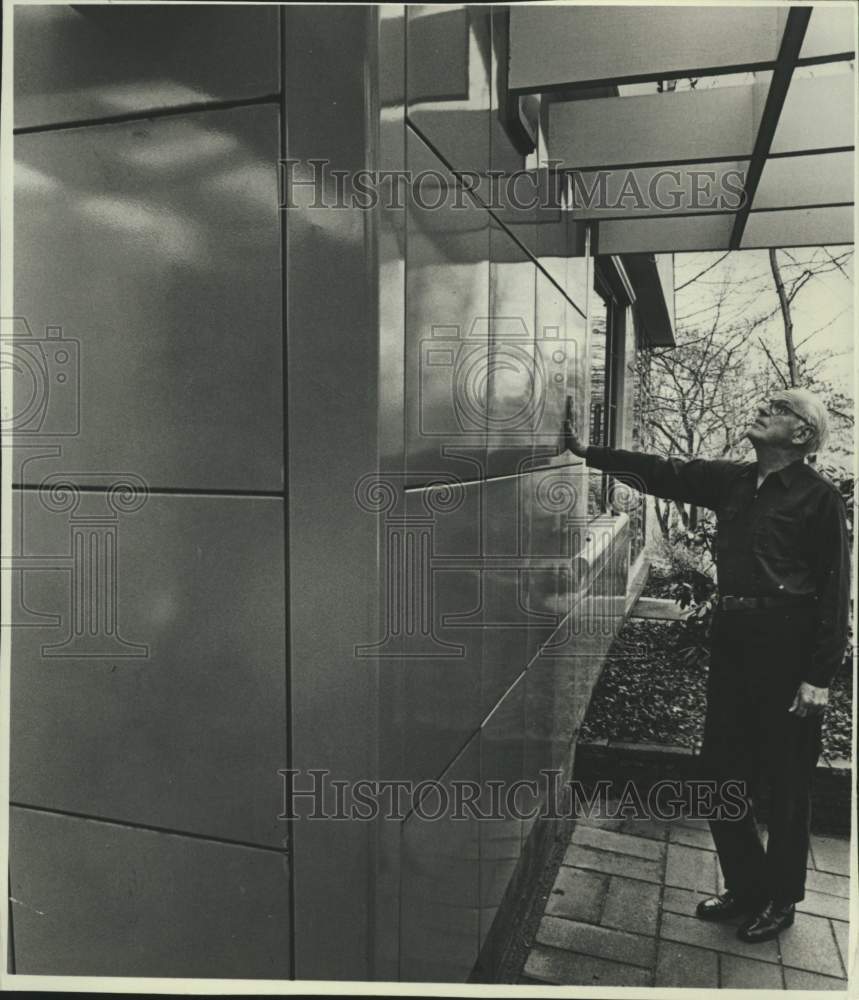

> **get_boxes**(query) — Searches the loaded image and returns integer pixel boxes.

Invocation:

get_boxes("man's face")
[745,397,812,450]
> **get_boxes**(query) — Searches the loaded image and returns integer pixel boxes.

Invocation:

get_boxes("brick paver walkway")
[522,811,852,989]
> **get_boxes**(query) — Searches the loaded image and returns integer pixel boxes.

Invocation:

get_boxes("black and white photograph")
[1,0,856,993]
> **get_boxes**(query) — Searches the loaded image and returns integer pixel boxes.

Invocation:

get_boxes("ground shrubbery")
[579,616,852,762]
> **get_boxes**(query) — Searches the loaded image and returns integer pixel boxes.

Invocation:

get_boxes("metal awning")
[510,4,855,253]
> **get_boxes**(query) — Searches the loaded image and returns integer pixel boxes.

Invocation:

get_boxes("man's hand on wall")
[788,681,829,717]
[563,396,587,458]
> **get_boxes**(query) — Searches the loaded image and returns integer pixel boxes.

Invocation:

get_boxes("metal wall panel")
[398,481,484,782]
[405,128,491,482]
[522,520,629,841]
[479,477,535,713]
[282,7,384,980]
[383,68,488,785]
[533,267,574,460]
[524,464,584,667]
[485,219,536,479]
[489,7,531,177]
[14,5,279,129]
[8,4,622,984]
[522,644,581,842]
[397,5,606,978]
[9,4,290,983]
[478,672,525,952]
[400,736,481,982]
[14,106,283,493]
[10,492,287,848]
[374,4,409,983]
[407,5,492,178]
[10,808,291,978]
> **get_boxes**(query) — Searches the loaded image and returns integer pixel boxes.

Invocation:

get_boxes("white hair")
[773,387,829,454]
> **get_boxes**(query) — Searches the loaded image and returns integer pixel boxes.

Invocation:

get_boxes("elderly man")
[565,387,851,944]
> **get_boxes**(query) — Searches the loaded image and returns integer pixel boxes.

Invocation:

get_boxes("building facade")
[6,2,852,984]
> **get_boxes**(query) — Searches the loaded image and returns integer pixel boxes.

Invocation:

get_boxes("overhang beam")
[510,5,789,94]
[548,71,854,172]
[729,7,812,249]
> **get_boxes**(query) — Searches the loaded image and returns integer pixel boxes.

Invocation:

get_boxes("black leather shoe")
[737,899,795,942]
[696,890,765,922]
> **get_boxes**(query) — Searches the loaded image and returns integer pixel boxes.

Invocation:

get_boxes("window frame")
[589,259,629,518]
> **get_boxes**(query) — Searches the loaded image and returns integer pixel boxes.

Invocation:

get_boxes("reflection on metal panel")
[407,6,471,104]
[522,519,628,838]
[533,268,574,459]
[397,480,484,781]
[486,219,536,479]
[406,129,490,481]
[14,4,279,129]
[14,105,283,492]
[400,735,481,982]
[10,808,291,978]
[525,465,581,652]
[374,8,408,981]
[479,673,525,952]
[407,6,491,176]
[10,492,287,847]
[479,477,536,712]
[282,5,381,981]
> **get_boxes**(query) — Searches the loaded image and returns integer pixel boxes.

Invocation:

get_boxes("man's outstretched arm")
[563,404,735,511]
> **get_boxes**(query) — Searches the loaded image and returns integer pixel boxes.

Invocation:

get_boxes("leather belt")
[718,594,817,612]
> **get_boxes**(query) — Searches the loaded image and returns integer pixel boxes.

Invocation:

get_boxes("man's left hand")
[788,681,829,717]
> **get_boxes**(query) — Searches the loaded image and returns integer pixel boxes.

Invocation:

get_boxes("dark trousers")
[700,607,822,904]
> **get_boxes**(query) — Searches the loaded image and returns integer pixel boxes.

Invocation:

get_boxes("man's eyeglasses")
[765,399,812,428]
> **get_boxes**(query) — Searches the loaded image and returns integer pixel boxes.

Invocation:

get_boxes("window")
[588,267,624,517]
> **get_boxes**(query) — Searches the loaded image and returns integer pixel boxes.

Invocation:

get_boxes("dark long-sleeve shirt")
[586,446,852,687]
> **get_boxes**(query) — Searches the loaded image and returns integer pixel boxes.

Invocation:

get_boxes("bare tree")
[641,245,853,552]
[769,248,798,386]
